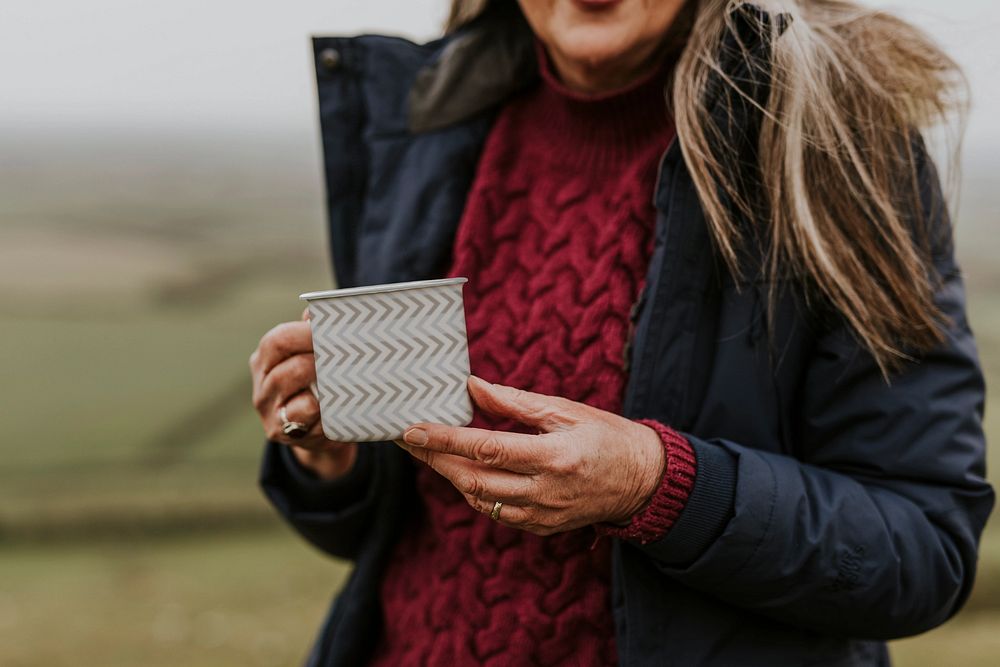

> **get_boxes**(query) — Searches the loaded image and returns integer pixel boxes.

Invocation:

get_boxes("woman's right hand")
[250,310,357,481]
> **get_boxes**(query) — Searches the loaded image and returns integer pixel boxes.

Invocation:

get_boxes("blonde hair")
[449,0,967,374]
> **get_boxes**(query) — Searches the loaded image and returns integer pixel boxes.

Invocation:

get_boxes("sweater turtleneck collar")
[529,39,675,168]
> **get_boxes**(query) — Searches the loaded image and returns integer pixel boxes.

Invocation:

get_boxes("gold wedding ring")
[490,501,503,521]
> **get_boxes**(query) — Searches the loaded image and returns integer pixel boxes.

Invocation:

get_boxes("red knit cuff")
[595,419,697,544]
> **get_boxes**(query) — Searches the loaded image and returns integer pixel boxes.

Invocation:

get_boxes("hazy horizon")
[1,1,998,150]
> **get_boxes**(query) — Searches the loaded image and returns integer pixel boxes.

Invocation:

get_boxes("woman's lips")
[573,0,623,10]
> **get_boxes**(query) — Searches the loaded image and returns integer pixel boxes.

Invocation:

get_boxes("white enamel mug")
[300,277,474,442]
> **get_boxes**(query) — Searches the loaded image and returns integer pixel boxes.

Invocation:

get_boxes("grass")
[0,134,997,665]
[891,612,1000,667]
[0,529,347,667]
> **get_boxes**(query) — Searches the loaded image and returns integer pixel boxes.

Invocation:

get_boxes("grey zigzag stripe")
[308,286,473,442]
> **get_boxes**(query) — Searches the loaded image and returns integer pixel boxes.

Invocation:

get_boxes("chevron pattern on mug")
[301,278,474,442]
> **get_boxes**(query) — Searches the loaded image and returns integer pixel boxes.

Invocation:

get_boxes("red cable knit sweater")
[370,49,696,666]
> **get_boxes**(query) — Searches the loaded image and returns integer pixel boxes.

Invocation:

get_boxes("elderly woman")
[249,0,993,665]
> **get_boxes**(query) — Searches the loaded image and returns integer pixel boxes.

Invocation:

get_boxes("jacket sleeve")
[634,152,994,639]
[259,442,382,561]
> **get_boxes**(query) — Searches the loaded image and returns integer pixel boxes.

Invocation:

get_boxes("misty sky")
[2,1,999,156]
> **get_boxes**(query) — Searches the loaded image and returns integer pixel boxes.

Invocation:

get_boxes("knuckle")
[264,357,313,400]
[420,450,439,471]
[457,472,486,498]
[440,429,461,454]
[258,324,284,351]
[474,435,504,467]
[301,356,318,383]
[288,356,310,386]
[260,322,303,357]
[510,388,532,404]
[259,371,280,399]
[549,451,580,476]
[541,404,575,429]
[552,395,582,415]
[515,392,551,422]
[302,396,320,420]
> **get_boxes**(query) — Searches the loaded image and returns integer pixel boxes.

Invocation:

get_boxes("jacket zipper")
[621,287,647,373]
[621,136,680,414]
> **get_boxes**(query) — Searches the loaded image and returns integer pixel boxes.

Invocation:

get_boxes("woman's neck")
[544,40,665,95]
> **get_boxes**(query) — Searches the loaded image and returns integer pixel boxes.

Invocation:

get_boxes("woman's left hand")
[396,376,666,535]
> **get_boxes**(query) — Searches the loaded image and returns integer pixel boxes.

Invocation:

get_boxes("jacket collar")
[408,1,536,133]
[407,2,789,134]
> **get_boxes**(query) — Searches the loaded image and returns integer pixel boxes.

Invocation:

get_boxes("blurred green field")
[0,135,997,665]
[0,531,347,667]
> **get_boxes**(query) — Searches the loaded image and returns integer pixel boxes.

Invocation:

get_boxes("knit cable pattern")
[371,52,682,666]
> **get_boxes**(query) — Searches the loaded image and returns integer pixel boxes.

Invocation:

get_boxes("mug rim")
[299,277,468,301]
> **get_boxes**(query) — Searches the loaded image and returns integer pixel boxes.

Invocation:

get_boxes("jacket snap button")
[320,48,341,70]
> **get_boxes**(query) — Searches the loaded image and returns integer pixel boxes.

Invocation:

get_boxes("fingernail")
[403,427,428,446]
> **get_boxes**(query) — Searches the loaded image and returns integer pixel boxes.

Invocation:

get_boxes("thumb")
[467,376,577,433]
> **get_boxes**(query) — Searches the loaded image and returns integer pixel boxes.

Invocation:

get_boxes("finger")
[301,307,311,321]
[465,495,531,525]
[254,321,313,374]
[261,395,323,445]
[282,389,321,429]
[402,423,542,473]
[267,391,325,445]
[254,352,313,416]
[397,442,537,504]
[272,420,330,449]
[467,376,581,433]
[260,353,317,406]
[462,496,566,536]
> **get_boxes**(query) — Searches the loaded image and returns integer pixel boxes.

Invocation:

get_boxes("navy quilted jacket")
[260,4,994,665]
